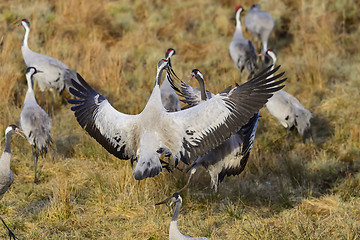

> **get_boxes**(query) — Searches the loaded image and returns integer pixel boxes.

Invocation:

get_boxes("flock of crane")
[0,4,313,239]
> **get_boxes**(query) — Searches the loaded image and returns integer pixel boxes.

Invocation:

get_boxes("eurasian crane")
[170,69,214,108]
[0,124,24,240]
[20,67,52,183]
[169,69,260,192]
[68,58,286,181]
[168,193,211,240]
[229,6,258,79]
[264,49,312,142]
[20,19,79,113]
[244,4,274,58]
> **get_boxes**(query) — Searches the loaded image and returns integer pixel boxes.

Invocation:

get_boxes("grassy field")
[0,0,359,239]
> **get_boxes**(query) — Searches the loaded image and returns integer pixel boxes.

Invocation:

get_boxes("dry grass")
[0,0,359,239]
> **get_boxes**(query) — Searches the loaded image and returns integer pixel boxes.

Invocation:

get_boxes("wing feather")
[166,65,285,164]
[68,64,285,180]
[68,73,137,160]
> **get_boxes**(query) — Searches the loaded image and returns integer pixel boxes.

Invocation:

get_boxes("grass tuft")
[0,0,359,239]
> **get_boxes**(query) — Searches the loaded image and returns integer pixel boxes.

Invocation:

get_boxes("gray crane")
[229,6,258,79]
[20,19,79,112]
[160,48,181,112]
[171,69,214,108]
[167,192,211,240]
[0,124,24,240]
[244,4,274,58]
[20,67,52,183]
[264,49,312,142]
[68,58,286,181]
[169,69,260,192]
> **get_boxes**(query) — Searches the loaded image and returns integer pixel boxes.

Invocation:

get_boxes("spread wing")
[68,73,138,161]
[165,65,286,165]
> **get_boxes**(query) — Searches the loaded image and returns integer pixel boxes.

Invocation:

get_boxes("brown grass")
[0,0,359,239]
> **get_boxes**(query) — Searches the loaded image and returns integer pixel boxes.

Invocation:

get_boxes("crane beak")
[155,196,172,206]
[15,128,26,139]
[14,19,22,26]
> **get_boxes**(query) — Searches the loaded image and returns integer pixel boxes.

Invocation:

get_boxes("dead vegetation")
[0,0,359,239]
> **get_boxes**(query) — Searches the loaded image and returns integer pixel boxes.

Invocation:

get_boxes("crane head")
[165,48,176,68]
[26,67,43,75]
[189,69,203,82]
[20,19,30,28]
[235,6,244,13]
[5,124,25,138]
[165,48,176,60]
[170,192,182,206]
[265,49,277,65]
[250,4,261,10]
[157,59,169,71]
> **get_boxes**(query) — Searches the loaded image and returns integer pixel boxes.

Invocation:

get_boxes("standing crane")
[167,192,211,240]
[244,4,274,59]
[68,58,286,181]
[169,69,260,192]
[0,124,24,240]
[229,6,258,79]
[20,19,79,113]
[20,67,52,183]
[160,48,181,112]
[264,49,312,142]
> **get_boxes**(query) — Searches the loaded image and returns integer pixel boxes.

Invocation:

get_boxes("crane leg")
[32,148,40,184]
[308,130,314,142]
[302,127,313,143]
[239,70,243,83]
[285,128,294,149]
[160,159,173,173]
[256,39,262,55]
[209,173,219,193]
[285,128,290,148]
[50,90,55,118]
[0,216,17,240]
[41,91,46,108]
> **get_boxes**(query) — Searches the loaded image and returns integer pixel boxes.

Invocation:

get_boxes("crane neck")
[235,11,243,35]
[169,200,185,239]
[156,68,166,86]
[196,76,208,101]
[145,63,167,112]
[22,25,30,49]
[0,132,13,172]
[267,60,276,81]
[171,200,182,222]
[270,64,275,73]
[26,74,35,92]
[4,132,12,154]
[270,57,277,72]
[24,74,37,104]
